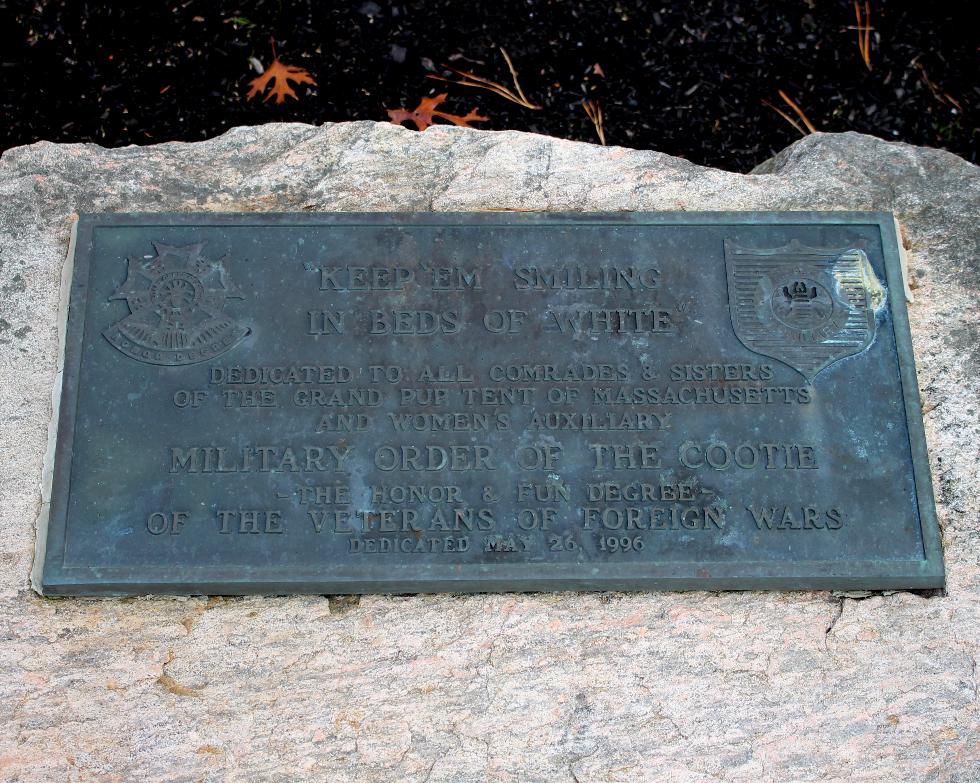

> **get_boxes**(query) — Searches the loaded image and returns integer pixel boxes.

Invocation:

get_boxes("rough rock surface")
[0,124,977,783]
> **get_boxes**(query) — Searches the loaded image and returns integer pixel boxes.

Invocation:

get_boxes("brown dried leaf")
[246,58,317,104]
[387,93,488,131]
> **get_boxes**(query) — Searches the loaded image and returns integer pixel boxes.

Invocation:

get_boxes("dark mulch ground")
[2,1,976,171]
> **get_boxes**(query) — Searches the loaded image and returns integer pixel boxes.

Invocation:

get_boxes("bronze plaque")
[34,213,944,594]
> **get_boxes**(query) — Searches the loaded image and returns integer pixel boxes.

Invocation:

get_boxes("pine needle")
[500,48,536,108]
[765,90,817,136]
[583,99,606,145]
[427,47,541,110]
[763,100,806,136]
[854,1,873,71]
[777,90,817,133]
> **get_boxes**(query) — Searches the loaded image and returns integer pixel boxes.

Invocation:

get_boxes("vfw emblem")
[103,242,250,366]
[724,240,883,382]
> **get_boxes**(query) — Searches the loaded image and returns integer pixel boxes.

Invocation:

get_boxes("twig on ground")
[911,57,963,110]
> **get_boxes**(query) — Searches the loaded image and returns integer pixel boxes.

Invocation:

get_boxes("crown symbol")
[783,280,817,303]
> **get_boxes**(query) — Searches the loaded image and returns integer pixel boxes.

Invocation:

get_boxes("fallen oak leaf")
[246,58,317,104]
[387,93,488,131]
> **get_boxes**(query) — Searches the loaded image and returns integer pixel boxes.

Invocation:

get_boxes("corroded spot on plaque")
[724,239,883,382]
[103,242,250,366]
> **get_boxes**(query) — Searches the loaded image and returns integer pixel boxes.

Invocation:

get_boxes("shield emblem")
[724,240,883,382]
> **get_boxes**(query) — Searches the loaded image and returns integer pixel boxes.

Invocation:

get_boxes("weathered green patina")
[34,212,944,594]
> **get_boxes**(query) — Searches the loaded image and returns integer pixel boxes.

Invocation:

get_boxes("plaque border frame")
[34,212,946,595]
